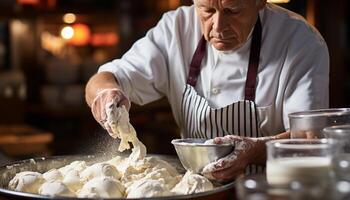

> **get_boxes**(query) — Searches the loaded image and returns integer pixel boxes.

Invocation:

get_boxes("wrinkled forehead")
[194,0,248,8]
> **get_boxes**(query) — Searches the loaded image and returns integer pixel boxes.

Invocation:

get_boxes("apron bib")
[181,17,263,174]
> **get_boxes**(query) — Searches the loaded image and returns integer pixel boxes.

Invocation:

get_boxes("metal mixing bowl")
[289,108,350,139]
[172,138,234,173]
[0,154,236,200]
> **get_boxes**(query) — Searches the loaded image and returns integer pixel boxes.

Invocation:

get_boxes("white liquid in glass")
[266,157,332,185]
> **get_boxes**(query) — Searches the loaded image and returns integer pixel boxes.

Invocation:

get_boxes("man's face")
[194,0,265,51]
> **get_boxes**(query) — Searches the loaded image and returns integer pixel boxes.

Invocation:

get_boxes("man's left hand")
[202,132,290,182]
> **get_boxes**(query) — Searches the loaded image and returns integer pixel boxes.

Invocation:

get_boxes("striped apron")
[181,17,263,174]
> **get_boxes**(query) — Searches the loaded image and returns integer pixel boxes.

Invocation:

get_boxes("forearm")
[252,131,290,165]
[274,131,290,140]
[85,72,121,107]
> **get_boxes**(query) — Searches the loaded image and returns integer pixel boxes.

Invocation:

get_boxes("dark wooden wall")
[314,0,349,108]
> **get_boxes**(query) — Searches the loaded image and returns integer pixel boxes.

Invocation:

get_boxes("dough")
[39,181,75,197]
[77,176,125,198]
[172,171,214,195]
[8,171,44,193]
[43,169,63,182]
[80,163,121,181]
[127,179,173,198]
[62,170,83,192]
[8,106,215,198]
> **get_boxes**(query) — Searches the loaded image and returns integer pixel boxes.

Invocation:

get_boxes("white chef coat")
[98,3,329,136]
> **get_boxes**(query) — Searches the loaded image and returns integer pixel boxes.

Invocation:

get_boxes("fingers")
[105,101,119,123]
[215,149,246,170]
[91,95,102,124]
[91,89,114,125]
[118,95,131,111]
[204,139,215,145]
[90,88,131,131]
[213,136,254,151]
[108,89,130,110]
[213,137,223,144]
[202,140,256,182]
[306,131,317,139]
[213,135,243,144]
[105,123,118,138]
[235,140,255,151]
[202,150,240,175]
[202,150,246,182]
[212,167,245,182]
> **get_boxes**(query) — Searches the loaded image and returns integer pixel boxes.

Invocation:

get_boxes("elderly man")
[85,0,329,181]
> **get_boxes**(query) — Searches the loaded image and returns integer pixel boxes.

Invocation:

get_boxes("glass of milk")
[266,139,333,187]
[236,173,328,200]
[236,174,296,200]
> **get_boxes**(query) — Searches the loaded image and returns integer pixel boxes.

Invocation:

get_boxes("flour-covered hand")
[91,88,130,137]
[202,135,275,182]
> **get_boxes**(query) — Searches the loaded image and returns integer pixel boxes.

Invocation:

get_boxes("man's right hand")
[91,88,131,137]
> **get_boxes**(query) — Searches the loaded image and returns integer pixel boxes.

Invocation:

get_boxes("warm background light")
[267,0,290,3]
[69,23,91,46]
[169,0,180,9]
[63,13,76,24]
[17,0,57,8]
[16,0,39,5]
[60,26,74,40]
[91,32,119,47]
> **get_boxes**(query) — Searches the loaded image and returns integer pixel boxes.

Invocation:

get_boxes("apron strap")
[245,17,262,101]
[187,36,206,87]
[187,16,262,102]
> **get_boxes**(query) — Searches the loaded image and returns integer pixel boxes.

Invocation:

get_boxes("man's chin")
[212,42,236,52]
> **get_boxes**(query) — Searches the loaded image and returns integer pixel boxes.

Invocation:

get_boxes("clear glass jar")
[266,139,333,186]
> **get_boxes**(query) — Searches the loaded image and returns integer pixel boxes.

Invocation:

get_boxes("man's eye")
[203,8,215,13]
[224,8,240,15]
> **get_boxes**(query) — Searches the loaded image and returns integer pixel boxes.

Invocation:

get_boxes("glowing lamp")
[69,23,91,46]
[63,13,76,24]
[61,26,74,40]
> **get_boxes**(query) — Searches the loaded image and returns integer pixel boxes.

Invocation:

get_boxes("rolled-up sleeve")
[99,13,174,105]
[282,39,329,129]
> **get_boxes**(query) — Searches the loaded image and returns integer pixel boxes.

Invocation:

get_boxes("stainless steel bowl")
[171,138,234,173]
[288,108,350,139]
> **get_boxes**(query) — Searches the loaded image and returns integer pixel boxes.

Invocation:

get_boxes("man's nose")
[212,12,226,33]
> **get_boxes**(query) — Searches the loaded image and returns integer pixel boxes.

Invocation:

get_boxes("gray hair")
[192,0,261,5]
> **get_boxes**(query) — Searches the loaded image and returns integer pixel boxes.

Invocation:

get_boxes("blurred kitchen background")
[0,0,348,163]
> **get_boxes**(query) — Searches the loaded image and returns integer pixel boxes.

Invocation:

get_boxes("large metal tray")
[0,154,236,200]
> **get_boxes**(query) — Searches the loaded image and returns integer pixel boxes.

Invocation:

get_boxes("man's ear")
[257,0,267,10]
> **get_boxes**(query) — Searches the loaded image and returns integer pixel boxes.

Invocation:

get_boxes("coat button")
[211,88,220,94]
